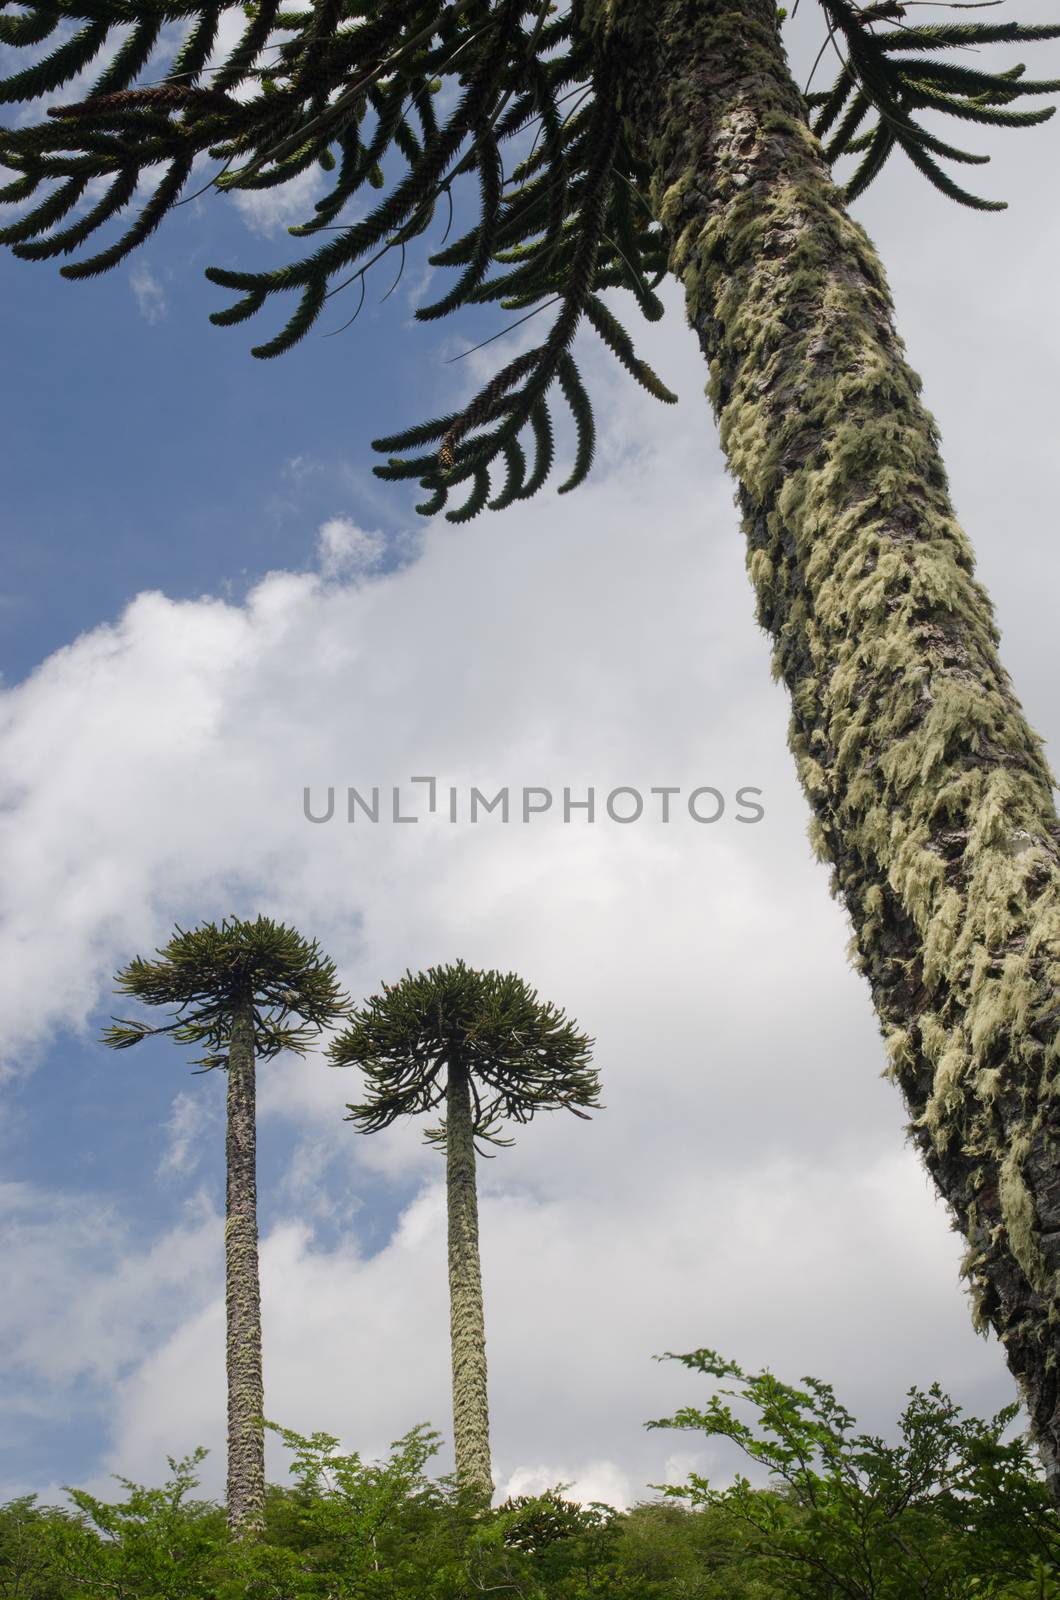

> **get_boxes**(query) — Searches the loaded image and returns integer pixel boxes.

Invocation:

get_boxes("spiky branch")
[2,1,1056,516]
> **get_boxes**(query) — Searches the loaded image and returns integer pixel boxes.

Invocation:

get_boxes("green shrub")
[6,1354,1060,1598]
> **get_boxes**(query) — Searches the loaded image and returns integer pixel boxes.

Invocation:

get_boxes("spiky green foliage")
[1,1,1056,517]
[497,1486,599,1552]
[102,914,350,1069]
[329,958,600,1151]
[804,5,1060,210]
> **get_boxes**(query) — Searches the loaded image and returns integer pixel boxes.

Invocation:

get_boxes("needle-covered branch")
[3,0,1055,516]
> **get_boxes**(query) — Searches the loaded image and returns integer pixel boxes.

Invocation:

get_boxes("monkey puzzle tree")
[3,0,1060,1493]
[329,961,600,1502]
[102,915,349,1539]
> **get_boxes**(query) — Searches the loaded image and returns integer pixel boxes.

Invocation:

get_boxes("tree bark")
[582,0,1060,1484]
[445,1056,494,1501]
[225,995,266,1537]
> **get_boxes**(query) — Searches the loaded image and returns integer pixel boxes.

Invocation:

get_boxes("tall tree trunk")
[583,0,1060,1484]
[225,995,266,1537]
[445,1057,494,1501]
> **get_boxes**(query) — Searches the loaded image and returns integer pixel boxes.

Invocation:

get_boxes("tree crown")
[330,959,600,1150]
[1,1,1057,519]
[102,914,350,1069]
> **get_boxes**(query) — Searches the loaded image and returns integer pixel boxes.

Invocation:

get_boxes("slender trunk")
[445,1056,494,1501]
[584,0,1060,1483]
[225,994,266,1537]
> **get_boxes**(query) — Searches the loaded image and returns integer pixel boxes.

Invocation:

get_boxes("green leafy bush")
[5,1356,1060,1598]
[646,1349,1060,1599]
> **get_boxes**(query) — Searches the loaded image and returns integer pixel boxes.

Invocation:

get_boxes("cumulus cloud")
[316,517,386,581]
[0,303,793,1078]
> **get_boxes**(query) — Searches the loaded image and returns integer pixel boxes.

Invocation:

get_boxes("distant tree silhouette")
[104,916,348,1538]
[331,960,600,1501]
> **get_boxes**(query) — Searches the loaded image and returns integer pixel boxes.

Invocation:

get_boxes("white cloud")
[0,1181,218,1398]
[499,1460,633,1512]
[129,264,168,324]
[158,1091,213,1179]
[232,166,329,238]
[316,517,386,581]
[0,322,798,1079]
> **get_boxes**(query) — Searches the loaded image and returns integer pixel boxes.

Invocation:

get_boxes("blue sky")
[0,171,451,677]
[1,6,1058,1517]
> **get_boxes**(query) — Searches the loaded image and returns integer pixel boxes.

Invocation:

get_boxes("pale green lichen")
[1000,1134,1052,1294]
[882,1025,914,1082]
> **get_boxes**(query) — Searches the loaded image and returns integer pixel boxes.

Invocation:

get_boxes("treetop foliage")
[101,913,350,1069]
[1,0,1058,519]
[330,958,600,1151]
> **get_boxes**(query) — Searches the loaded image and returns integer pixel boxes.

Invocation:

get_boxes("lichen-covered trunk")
[445,1058,494,1501]
[584,0,1060,1484]
[225,996,265,1538]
